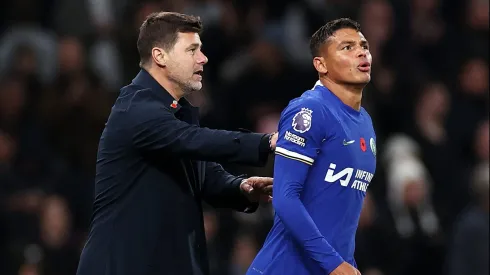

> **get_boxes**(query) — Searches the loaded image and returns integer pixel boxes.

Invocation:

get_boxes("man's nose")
[197,52,208,65]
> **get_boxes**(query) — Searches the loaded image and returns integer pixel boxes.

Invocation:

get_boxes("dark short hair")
[309,18,361,57]
[137,12,203,67]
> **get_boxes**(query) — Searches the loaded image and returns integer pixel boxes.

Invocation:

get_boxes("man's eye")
[342,45,352,50]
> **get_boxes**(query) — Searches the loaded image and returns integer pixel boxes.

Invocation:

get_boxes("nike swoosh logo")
[343,139,355,146]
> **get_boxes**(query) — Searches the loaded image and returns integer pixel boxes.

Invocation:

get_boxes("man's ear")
[313,56,328,74]
[152,47,167,67]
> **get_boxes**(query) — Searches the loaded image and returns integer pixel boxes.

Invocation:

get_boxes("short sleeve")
[275,98,326,166]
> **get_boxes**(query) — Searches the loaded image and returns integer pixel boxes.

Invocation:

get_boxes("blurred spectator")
[474,120,489,162]
[0,27,57,83]
[355,192,399,275]
[446,162,489,275]
[383,134,443,275]
[37,195,79,275]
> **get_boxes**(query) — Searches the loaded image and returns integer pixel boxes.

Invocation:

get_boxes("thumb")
[240,181,254,193]
[247,176,270,188]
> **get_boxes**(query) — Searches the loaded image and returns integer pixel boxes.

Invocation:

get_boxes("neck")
[319,76,363,111]
[146,66,184,101]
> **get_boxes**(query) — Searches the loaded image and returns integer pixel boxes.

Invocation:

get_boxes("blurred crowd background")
[0,0,488,275]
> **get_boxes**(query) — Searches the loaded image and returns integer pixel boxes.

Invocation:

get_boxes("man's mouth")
[357,62,371,72]
[193,70,203,76]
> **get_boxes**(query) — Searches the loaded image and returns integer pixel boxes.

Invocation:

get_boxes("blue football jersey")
[247,81,377,275]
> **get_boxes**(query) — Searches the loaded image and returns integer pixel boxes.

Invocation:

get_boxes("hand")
[330,262,361,275]
[270,132,278,151]
[240,176,273,203]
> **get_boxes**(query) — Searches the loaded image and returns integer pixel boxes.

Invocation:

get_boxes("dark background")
[0,0,488,274]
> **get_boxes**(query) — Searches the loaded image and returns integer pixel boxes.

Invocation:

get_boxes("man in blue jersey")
[247,18,376,275]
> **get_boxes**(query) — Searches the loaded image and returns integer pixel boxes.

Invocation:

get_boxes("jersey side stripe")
[275,147,314,165]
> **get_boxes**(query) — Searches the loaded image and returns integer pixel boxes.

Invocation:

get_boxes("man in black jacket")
[76,12,277,275]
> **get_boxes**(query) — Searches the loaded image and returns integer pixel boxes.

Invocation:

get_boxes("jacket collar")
[132,69,194,113]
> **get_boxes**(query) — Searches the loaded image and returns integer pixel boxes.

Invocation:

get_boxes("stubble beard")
[167,72,201,97]
[182,80,202,96]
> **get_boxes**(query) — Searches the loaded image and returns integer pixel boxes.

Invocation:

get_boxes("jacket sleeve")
[128,100,271,166]
[201,162,258,213]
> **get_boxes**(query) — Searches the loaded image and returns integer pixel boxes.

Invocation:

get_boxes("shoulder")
[360,107,373,121]
[118,84,171,112]
[360,107,376,133]
[112,84,172,124]
[282,90,325,116]
[278,90,328,136]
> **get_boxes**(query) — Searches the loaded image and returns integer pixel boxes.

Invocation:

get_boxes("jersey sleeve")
[272,98,345,274]
[275,98,325,165]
